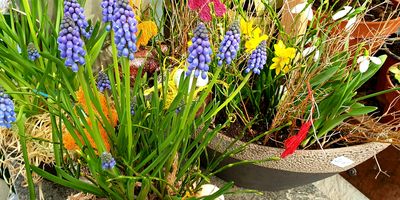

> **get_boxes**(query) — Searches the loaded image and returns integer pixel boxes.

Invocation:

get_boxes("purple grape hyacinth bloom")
[112,0,138,60]
[101,0,115,31]
[97,72,111,92]
[57,16,86,72]
[0,88,16,129]
[245,40,267,74]
[27,43,40,61]
[187,23,212,79]
[217,21,240,66]
[101,152,116,170]
[64,0,91,38]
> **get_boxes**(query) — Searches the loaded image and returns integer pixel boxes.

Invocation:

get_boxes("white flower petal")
[173,69,185,87]
[302,46,316,57]
[291,3,307,14]
[313,50,320,61]
[345,16,357,30]
[196,184,224,200]
[196,74,209,87]
[332,6,354,20]
[370,56,382,65]
[305,6,314,21]
[357,56,366,64]
[359,60,370,73]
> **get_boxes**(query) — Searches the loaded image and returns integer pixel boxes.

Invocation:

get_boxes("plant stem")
[355,87,400,102]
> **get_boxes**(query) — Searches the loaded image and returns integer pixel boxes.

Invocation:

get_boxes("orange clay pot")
[337,0,400,52]
[376,55,400,122]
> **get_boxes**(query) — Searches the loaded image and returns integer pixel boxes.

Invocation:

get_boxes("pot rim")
[208,131,390,173]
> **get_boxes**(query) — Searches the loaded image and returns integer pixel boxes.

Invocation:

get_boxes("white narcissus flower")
[291,2,313,21]
[332,6,357,30]
[302,46,320,62]
[357,56,382,73]
[196,184,224,200]
[0,0,9,14]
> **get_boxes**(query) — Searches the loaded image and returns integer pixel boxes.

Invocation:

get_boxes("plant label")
[331,156,354,168]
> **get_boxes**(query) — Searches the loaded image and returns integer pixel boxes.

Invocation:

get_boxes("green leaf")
[31,166,105,196]
[347,105,377,116]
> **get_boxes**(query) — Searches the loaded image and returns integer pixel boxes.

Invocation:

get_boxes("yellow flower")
[136,21,158,47]
[245,28,268,52]
[240,18,253,36]
[270,40,296,74]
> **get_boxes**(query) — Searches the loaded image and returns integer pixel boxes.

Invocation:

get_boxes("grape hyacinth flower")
[27,43,40,61]
[130,104,135,116]
[0,88,16,129]
[101,0,115,31]
[100,152,116,170]
[245,40,267,74]
[217,21,241,66]
[187,23,212,79]
[0,0,9,14]
[112,0,138,60]
[57,16,86,72]
[97,72,111,92]
[64,0,91,38]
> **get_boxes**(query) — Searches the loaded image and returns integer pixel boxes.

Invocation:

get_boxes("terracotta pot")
[376,54,400,121]
[337,0,400,52]
[207,132,389,191]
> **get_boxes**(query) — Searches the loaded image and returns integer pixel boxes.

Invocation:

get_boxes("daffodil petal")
[370,56,382,65]
[359,60,370,73]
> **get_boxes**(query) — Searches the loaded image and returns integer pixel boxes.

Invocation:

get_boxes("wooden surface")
[341,145,400,200]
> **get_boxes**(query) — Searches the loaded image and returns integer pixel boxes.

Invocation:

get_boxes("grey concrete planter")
[208,132,390,191]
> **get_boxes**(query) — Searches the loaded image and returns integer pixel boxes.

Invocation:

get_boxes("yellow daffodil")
[136,21,158,47]
[270,40,296,74]
[240,18,254,37]
[245,28,268,52]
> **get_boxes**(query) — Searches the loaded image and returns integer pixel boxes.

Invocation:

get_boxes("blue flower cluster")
[217,21,240,66]
[111,0,138,60]
[130,104,135,116]
[96,72,111,92]
[101,0,115,30]
[101,152,116,170]
[64,0,91,38]
[57,16,86,72]
[0,88,16,129]
[27,43,40,61]
[245,41,267,74]
[187,23,212,79]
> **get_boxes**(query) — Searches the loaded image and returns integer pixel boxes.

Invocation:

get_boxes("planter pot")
[335,0,400,52]
[376,52,400,121]
[208,132,390,191]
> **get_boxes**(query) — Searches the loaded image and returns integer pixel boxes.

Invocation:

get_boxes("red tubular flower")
[280,121,312,158]
[188,0,227,22]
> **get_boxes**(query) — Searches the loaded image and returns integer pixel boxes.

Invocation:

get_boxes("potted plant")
[0,0,249,199]
[196,1,394,191]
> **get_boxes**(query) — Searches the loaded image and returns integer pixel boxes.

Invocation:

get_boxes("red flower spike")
[280,121,313,158]
[188,0,227,22]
